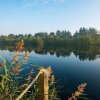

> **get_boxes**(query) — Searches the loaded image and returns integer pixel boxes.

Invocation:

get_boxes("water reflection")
[0,45,100,100]
[0,44,100,61]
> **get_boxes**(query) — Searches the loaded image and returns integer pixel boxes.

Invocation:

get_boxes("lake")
[0,46,100,100]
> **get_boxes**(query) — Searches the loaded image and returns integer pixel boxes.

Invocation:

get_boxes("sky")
[0,0,100,35]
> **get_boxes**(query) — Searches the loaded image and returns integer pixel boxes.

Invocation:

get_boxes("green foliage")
[0,40,58,100]
[0,27,100,47]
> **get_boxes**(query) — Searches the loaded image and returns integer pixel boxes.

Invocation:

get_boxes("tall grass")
[0,39,87,100]
[0,39,58,100]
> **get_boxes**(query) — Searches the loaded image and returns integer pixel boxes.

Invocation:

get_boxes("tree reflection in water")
[0,44,100,61]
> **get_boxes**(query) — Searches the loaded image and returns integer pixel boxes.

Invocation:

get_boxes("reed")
[68,83,87,100]
[0,40,58,100]
[0,39,88,100]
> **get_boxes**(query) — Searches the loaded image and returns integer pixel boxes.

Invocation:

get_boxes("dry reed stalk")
[16,39,24,52]
[68,83,87,100]
[12,55,19,64]
[25,69,34,83]
[12,63,21,75]
[23,51,29,61]
[50,75,55,82]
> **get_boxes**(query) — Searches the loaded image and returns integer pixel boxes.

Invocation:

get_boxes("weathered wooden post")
[16,67,52,100]
[38,67,52,100]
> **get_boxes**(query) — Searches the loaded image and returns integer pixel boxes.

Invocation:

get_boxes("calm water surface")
[0,49,100,100]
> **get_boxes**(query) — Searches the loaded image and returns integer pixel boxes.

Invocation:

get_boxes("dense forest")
[0,27,100,47]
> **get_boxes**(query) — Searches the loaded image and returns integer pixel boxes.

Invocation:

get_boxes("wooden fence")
[16,67,52,100]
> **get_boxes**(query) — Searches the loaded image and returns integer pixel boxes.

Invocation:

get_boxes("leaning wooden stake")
[16,67,52,100]
[16,71,41,100]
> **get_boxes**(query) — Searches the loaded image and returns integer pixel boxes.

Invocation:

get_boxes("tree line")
[0,27,100,47]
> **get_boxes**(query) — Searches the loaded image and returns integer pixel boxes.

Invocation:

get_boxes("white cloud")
[23,0,65,5]
[23,0,49,4]
[22,0,65,9]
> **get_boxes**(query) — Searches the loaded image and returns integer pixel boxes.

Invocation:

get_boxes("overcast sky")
[0,0,100,35]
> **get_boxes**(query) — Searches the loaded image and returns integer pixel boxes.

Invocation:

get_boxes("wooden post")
[38,69,49,100]
[16,67,51,100]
